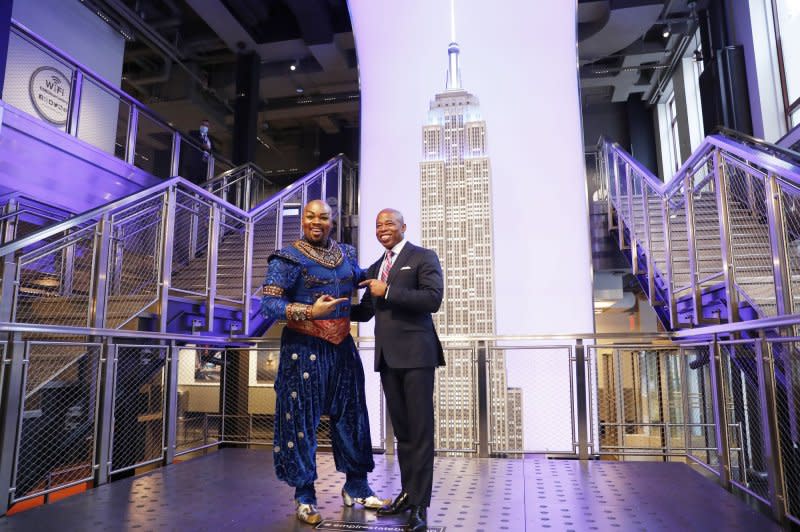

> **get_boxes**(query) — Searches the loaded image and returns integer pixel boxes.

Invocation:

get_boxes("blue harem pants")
[272,328,375,492]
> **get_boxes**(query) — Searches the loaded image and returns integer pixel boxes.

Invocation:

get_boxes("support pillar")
[233,52,260,166]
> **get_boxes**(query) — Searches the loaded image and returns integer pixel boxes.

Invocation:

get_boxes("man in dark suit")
[180,118,213,184]
[351,208,444,532]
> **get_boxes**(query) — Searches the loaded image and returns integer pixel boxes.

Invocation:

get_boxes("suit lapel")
[387,242,414,284]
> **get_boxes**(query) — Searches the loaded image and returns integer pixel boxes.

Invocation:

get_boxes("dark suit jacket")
[351,242,445,371]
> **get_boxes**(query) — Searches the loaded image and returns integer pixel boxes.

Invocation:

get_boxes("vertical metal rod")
[642,185,656,305]
[91,214,113,329]
[206,204,221,332]
[626,166,637,268]
[95,341,116,486]
[713,150,738,324]
[662,196,677,327]
[125,107,139,166]
[605,147,615,232]
[476,340,489,458]
[680,347,692,459]
[0,335,25,515]
[614,348,625,454]
[170,132,181,178]
[157,188,176,332]
[575,339,590,460]
[755,337,787,522]
[683,172,702,325]
[206,155,215,182]
[243,167,252,210]
[613,153,624,245]
[241,220,254,335]
[765,174,792,316]
[164,342,179,465]
[67,71,83,137]
[709,336,731,488]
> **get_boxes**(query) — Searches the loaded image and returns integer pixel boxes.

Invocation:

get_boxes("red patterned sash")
[287,317,351,345]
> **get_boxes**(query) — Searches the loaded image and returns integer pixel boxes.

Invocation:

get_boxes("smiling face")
[302,200,333,245]
[375,209,406,250]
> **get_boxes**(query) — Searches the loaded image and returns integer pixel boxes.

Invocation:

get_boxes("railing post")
[683,173,702,325]
[613,153,624,247]
[170,132,181,178]
[90,214,113,329]
[243,167,252,210]
[614,348,625,454]
[157,188,176,332]
[476,340,489,458]
[67,71,83,137]
[642,186,656,305]
[241,220,254,335]
[661,196,677,327]
[94,340,116,486]
[712,149,739,323]
[709,336,731,489]
[679,347,692,458]
[0,335,25,515]
[755,337,787,522]
[206,204,221,332]
[164,342,179,465]
[626,168,636,266]
[605,148,615,233]
[125,107,139,166]
[765,173,792,316]
[206,154,215,182]
[574,339,590,460]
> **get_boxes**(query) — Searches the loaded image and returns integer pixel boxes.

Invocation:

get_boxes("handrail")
[0,178,247,258]
[608,134,800,196]
[8,20,236,177]
[715,126,800,164]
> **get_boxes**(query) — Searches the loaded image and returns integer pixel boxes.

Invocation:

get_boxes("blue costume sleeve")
[342,244,366,283]
[260,256,302,320]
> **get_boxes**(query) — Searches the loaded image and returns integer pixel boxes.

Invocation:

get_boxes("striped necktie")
[380,250,394,282]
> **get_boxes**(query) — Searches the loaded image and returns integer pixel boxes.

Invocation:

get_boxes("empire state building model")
[419,39,523,453]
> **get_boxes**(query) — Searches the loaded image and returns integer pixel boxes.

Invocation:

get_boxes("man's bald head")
[302,199,333,245]
[375,208,406,250]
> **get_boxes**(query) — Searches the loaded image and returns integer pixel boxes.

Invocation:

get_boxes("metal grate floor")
[0,449,783,531]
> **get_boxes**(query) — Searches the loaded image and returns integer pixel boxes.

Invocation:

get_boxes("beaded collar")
[293,238,343,268]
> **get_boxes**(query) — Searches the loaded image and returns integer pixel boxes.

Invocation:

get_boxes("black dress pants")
[380,364,435,507]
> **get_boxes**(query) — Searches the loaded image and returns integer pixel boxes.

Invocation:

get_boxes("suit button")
[274,446,281,453]
[298,431,304,439]
[303,372,310,380]
[309,354,317,361]
[291,353,298,360]
[287,441,294,449]
[285,413,291,420]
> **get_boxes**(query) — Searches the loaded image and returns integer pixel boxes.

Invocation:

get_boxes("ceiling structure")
[81,0,359,178]
[79,0,708,176]
[578,0,708,107]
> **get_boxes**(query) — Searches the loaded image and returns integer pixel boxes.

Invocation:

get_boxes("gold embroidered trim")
[286,302,312,321]
[293,239,343,268]
[262,285,285,297]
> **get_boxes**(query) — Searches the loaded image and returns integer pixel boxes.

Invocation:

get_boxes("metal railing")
[0,319,798,523]
[203,163,279,211]
[603,133,800,328]
[0,155,356,336]
[2,20,235,183]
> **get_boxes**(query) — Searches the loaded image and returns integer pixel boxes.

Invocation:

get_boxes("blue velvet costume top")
[260,240,364,322]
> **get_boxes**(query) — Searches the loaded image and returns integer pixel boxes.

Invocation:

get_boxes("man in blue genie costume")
[260,199,388,525]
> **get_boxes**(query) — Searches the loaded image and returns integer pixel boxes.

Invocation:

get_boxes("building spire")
[446,0,461,90]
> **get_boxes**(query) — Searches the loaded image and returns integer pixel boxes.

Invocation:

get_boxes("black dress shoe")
[406,505,427,532]
[377,491,410,516]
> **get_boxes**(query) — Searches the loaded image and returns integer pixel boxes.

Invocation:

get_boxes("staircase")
[0,155,357,338]
[603,133,800,328]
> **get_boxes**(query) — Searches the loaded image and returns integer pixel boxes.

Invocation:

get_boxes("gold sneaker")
[296,501,322,525]
[341,489,392,510]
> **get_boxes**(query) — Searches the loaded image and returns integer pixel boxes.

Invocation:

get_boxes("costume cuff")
[286,303,313,321]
